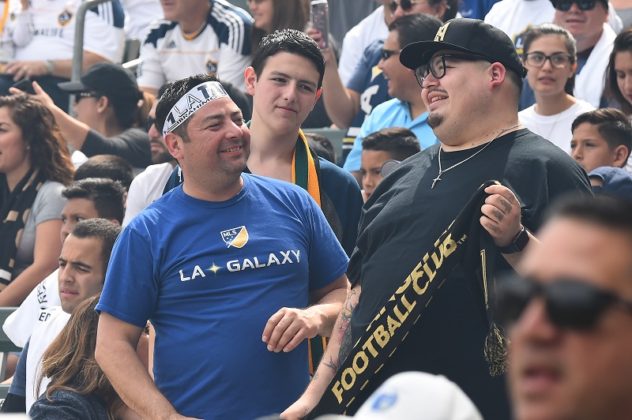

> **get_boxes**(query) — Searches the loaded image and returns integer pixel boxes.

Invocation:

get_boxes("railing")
[69,0,114,110]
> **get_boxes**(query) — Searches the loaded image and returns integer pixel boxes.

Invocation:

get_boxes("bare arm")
[0,220,61,306]
[307,29,359,129]
[4,51,109,82]
[262,275,348,353]
[281,283,361,419]
[95,313,198,420]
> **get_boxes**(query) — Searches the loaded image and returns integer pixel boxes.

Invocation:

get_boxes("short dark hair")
[388,14,442,51]
[251,29,325,88]
[62,178,126,224]
[547,194,632,238]
[571,108,632,161]
[362,127,421,162]
[71,218,121,270]
[155,74,222,139]
[73,155,134,191]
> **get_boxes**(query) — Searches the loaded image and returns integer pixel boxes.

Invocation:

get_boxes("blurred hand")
[5,60,49,81]
[305,27,335,65]
[9,80,55,109]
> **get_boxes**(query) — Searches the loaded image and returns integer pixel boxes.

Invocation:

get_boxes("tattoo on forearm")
[323,357,339,373]
[338,326,353,365]
[336,287,359,366]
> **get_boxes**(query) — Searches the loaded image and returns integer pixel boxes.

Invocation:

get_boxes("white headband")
[162,81,229,136]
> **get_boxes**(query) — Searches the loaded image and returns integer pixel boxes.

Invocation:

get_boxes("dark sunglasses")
[74,91,101,103]
[552,0,600,11]
[388,0,425,13]
[380,48,402,61]
[495,277,632,331]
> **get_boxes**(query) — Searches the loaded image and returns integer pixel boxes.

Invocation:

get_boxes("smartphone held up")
[310,0,329,49]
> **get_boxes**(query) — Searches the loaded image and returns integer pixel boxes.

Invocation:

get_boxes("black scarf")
[309,180,507,417]
[0,169,45,285]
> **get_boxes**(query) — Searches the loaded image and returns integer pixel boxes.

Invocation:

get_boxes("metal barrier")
[69,0,115,110]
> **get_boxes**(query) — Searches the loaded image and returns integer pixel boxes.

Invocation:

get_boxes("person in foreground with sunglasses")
[10,63,151,171]
[500,195,632,420]
[282,18,591,420]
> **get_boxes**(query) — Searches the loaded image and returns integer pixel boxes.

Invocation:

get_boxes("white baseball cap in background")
[315,371,483,420]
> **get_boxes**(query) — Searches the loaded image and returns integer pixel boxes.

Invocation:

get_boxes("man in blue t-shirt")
[95,74,349,419]
[342,14,441,180]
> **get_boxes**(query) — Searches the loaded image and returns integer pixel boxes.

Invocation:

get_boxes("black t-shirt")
[347,129,591,419]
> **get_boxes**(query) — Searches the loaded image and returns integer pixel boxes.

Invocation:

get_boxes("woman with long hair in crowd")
[605,28,632,170]
[518,24,594,154]
[0,94,73,306]
[607,28,632,116]
[248,0,310,54]
[30,295,123,420]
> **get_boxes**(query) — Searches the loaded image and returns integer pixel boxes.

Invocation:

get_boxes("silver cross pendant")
[431,175,441,189]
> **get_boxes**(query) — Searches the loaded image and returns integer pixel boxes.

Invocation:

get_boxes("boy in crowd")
[360,127,420,201]
[570,108,632,173]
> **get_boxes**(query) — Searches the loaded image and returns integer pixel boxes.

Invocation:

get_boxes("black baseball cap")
[58,62,142,105]
[400,18,527,78]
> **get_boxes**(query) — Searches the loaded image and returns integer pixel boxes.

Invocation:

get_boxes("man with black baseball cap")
[284,18,591,420]
[11,63,151,169]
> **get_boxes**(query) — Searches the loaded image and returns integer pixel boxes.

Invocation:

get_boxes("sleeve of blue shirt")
[96,226,159,328]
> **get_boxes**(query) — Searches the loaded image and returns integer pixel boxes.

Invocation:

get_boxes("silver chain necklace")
[431,124,522,189]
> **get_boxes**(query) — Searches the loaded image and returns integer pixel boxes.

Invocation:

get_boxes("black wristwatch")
[498,225,530,254]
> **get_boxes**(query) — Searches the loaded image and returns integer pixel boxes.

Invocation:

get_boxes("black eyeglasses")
[388,0,426,13]
[414,53,489,87]
[495,277,632,331]
[552,0,599,11]
[524,52,573,68]
[380,48,402,61]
